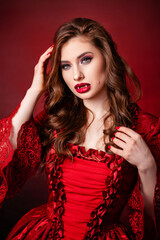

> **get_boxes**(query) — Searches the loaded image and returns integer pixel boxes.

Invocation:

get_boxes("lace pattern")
[0,104,20,204]
[127,177,144,239]
[1,103,159,239]
[45,103,160,239]
[127,104,160,239]
[154,162,160,239]
[0,104,42,202]
[0,104,20,169]
[152,119,160,238]
[46,150,66,239]
[10,119,42,188]
[43,104,144,239]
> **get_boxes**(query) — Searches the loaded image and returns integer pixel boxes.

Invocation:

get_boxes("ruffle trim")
[68,143,112,162]
[83,154,124,239]
[126,104,144,239]
[127,104,160,239]
[6,205,134,240]
[43,103,141,239]
[45,152,65,239]
[45,142,126,239]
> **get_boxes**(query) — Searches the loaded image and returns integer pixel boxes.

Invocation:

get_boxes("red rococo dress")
[0,104,160,240]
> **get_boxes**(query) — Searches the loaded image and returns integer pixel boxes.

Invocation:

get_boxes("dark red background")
[0,0,159,238]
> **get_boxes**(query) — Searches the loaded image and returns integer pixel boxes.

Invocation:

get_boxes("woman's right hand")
[30,45,54,94]
[9,46,53,150]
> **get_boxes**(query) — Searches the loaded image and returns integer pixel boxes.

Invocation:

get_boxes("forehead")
[61,36,99,60]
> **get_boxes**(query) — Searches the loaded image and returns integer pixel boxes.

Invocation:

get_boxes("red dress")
[0,104,160,239]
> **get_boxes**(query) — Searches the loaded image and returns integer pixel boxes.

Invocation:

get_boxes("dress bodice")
[1,103,160,240]
[45,143,137,239]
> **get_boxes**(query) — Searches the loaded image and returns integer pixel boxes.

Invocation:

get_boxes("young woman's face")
[60,36,107,101]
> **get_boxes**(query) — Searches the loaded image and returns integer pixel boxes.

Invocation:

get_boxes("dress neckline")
[68,142,113,162]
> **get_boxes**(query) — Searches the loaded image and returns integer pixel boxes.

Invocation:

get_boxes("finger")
[38,47,53,66]
[108,145,124,158]
[39,45,54,60]
[34,56,50,74]
[46,45,54,55]
[44,45,54,54]
[112,136,126,149]
[45,45,54,53]
[41,51,52,62]
[34,45,54,74]
[116,126,139,139]
[114,131,131,143]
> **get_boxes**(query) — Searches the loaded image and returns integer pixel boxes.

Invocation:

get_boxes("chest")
[81,123,109,152]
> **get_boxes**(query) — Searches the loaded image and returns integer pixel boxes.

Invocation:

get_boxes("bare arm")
[9,46,53,150]
[110,126,157,217]
[138,162,157,218]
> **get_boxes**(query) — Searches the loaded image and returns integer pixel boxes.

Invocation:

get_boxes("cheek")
[95,69,106,86]
[92,58,106,83]
[61,71,66,81]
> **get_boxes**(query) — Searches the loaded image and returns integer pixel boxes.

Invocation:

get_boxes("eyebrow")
[61,51,93,63]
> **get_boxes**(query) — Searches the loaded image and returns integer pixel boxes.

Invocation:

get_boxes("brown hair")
[42,18,141,161]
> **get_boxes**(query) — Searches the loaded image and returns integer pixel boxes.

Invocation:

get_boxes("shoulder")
[132,104,160,162]
[131,104,159,140]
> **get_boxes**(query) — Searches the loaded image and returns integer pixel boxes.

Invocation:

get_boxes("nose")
[73,65,84,81]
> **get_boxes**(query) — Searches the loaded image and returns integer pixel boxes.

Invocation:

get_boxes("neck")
[83,92,110,120]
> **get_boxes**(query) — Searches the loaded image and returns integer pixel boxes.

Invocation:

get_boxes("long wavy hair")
[42,18,141,161]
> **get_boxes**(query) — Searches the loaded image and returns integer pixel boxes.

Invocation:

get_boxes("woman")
[0,18,159,239]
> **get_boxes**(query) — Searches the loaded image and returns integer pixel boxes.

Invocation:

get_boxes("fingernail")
[108,145,111,149]
[112,137,114,141]
[47,52,52,55]
[116,127,120,130]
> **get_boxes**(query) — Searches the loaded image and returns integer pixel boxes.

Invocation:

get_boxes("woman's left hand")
[110,126,156,172]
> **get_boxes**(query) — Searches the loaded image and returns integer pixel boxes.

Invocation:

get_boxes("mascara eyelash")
[81,56,93,64]
[61,64,71,70]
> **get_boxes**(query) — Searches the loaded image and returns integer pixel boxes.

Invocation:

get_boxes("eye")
[81,56,92,64]
[61,64,71,70]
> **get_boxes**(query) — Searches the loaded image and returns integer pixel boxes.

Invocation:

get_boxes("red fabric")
[0,104,20,205]
[61,156,111,239]
[0,104,159,239]
[127,107,160,239]
[0,104,42,204]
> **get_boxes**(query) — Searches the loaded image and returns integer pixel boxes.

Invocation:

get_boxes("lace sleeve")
[147,117,160,239]
[0,104,21,205]
[0,104,20,169]
[127,109,160,240]
[0,105,44,206]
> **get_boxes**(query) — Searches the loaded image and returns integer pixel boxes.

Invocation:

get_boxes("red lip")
[74,83,91,93]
